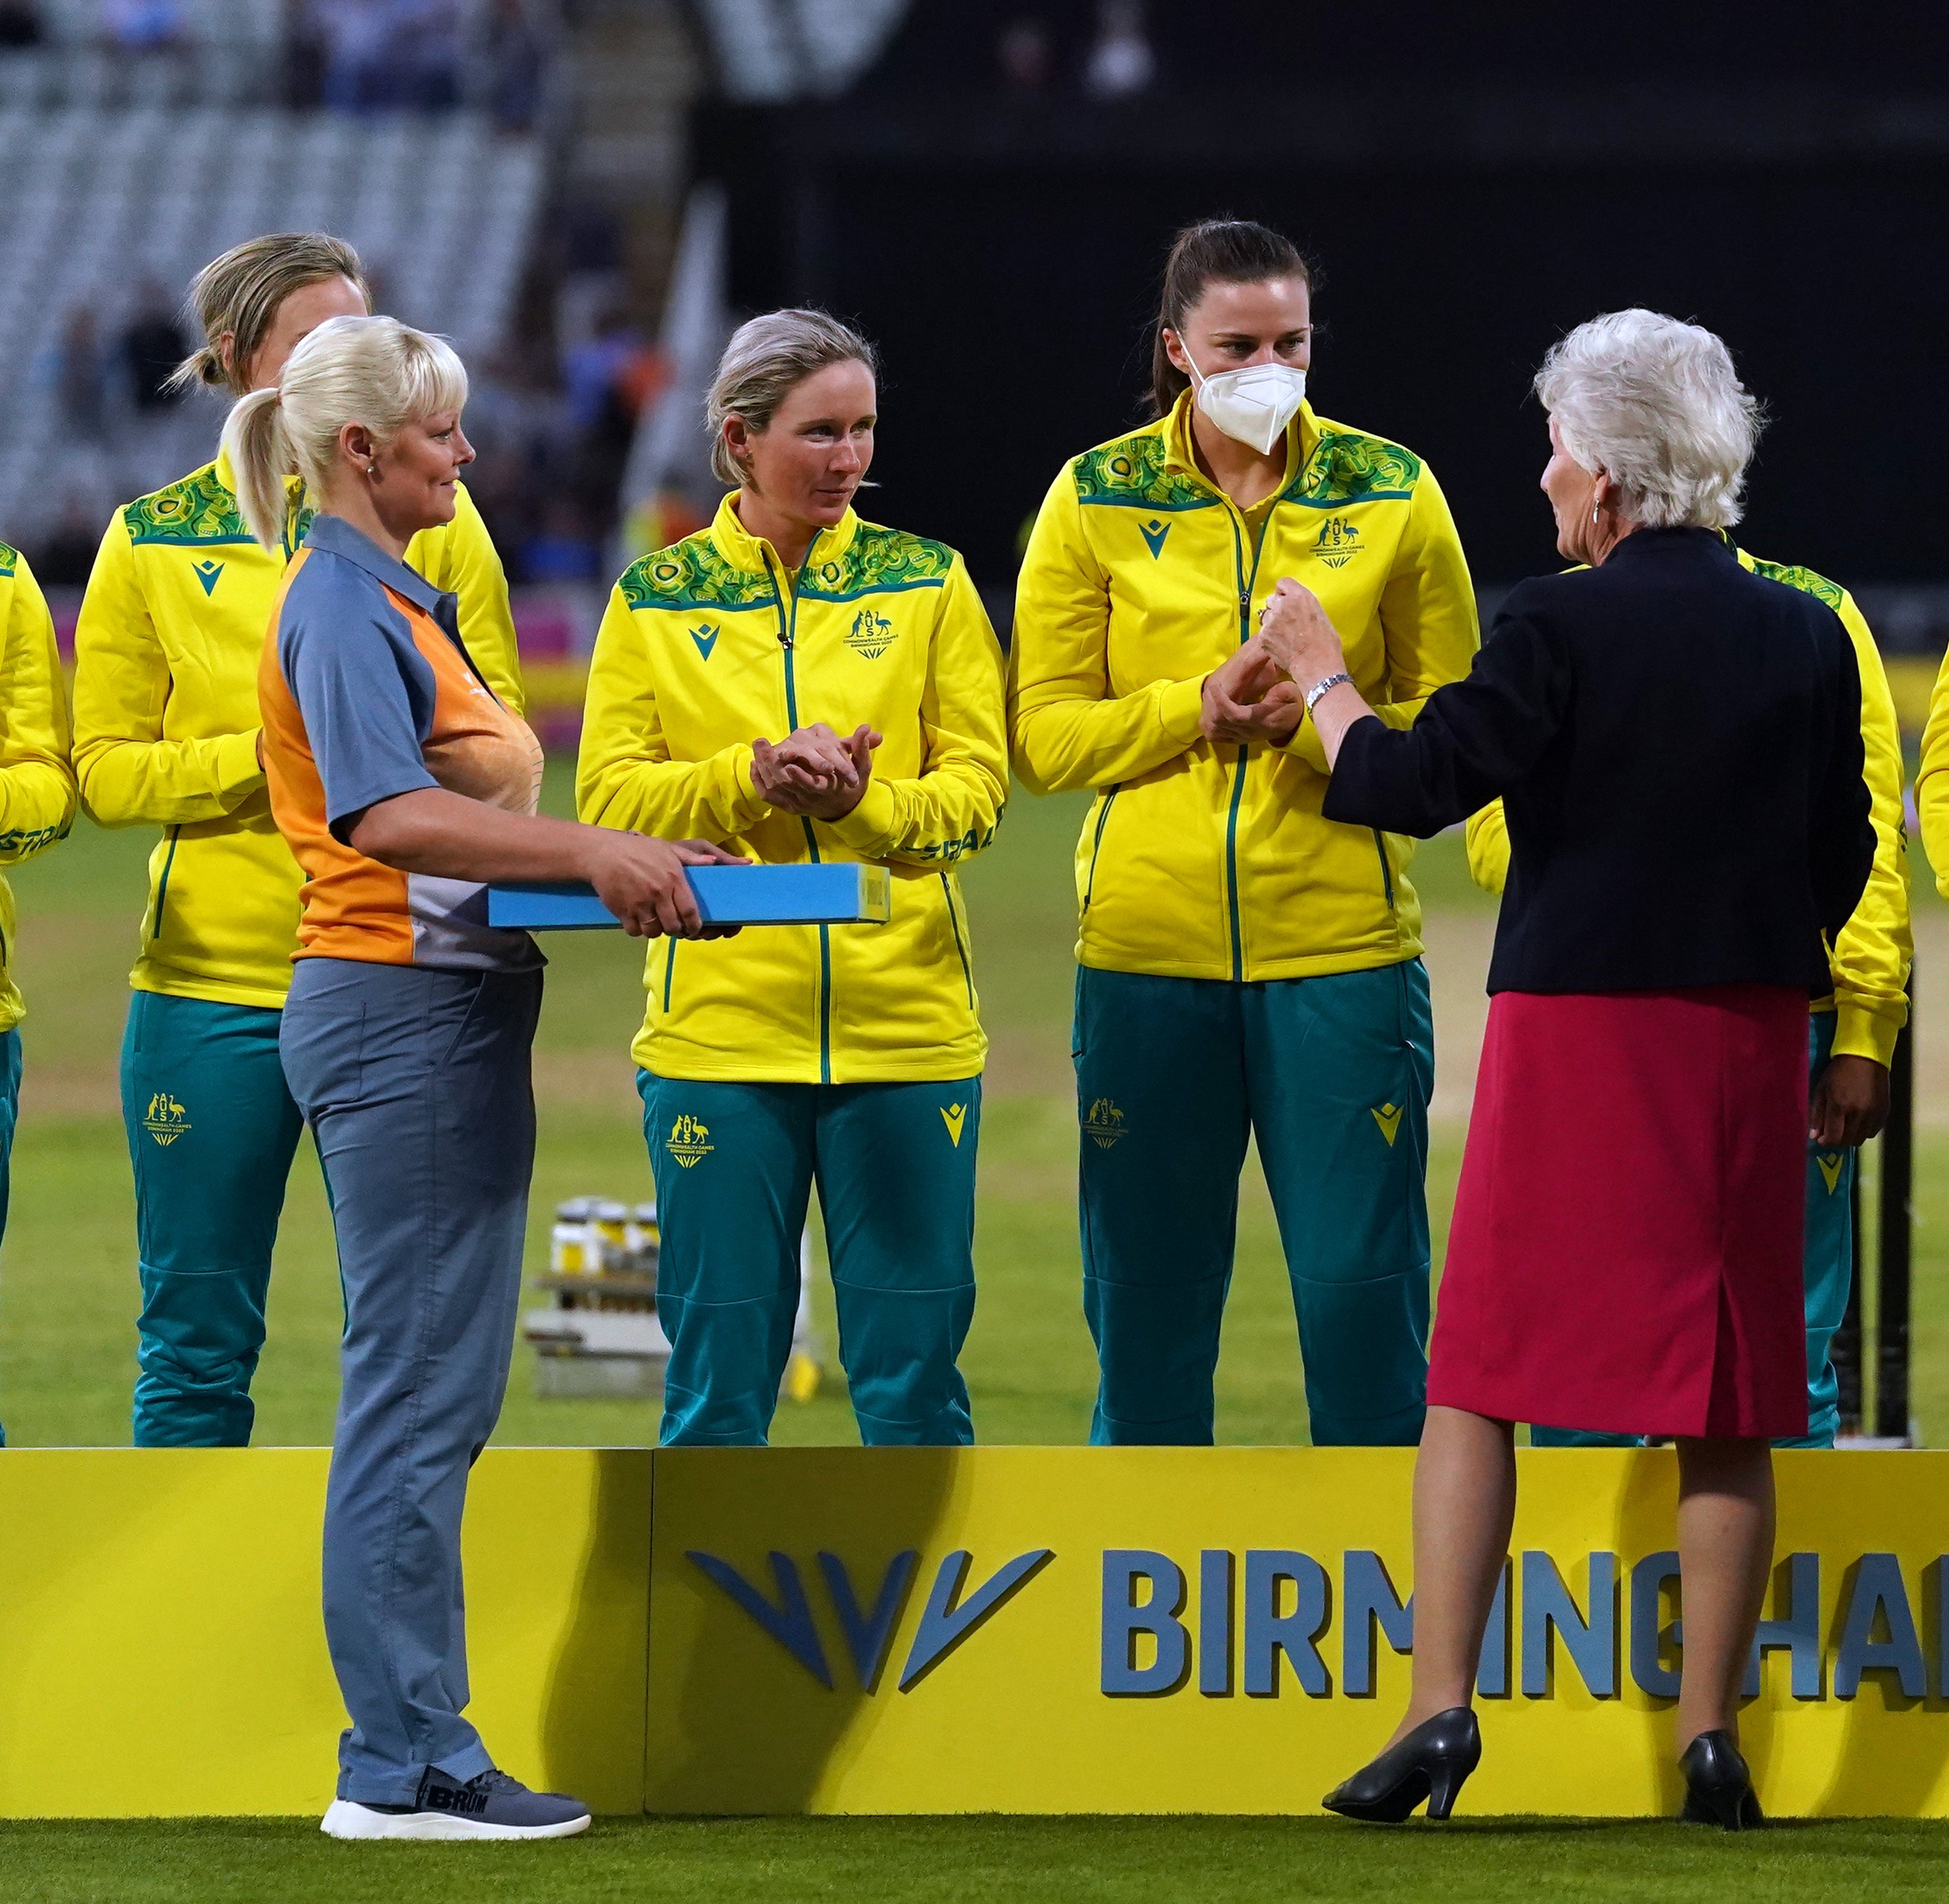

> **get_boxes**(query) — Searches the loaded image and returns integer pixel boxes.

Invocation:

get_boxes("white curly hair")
[1534,309,1764,530]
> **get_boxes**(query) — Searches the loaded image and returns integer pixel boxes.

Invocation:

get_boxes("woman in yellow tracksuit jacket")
[579,310,1006,1445]
[1458,538,1911,1450]
[1011,220,1477,1447]
[0,538,78,1444]
[71,233,522,1447]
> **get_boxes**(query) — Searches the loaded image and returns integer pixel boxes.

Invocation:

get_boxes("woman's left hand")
[1258,577,1348,692]
[1809,1054,1890,1148]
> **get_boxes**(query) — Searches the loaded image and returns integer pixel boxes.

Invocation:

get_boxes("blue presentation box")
[487,862,893,931]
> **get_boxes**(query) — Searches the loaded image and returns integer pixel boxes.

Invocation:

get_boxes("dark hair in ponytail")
[1150,219,1313,418]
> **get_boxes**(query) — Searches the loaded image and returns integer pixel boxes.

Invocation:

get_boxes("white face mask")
[1180,344,1306,457]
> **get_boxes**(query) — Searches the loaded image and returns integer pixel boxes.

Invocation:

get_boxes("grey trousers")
[280,957,543,1805]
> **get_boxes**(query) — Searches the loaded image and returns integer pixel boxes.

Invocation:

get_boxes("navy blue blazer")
[1323,527,1874,996]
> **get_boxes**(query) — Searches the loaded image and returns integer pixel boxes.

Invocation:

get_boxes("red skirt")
[1429,986,1809,1440]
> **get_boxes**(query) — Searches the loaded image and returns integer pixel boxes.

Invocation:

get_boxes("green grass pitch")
[4,1816,1949,1901]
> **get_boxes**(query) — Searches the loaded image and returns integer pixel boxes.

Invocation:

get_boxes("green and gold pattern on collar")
[621,534,780,612]
[0,538,16,577]
[1073,433,1216,511]
[1746,556,1846,614]
[1281,431,1421,509]
[286,483,317,556]
[124,465,255,546]
[799,524,954,602]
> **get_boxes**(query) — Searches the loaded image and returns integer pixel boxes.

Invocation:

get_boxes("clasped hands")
[1199,577,1350,746]
[751,722,883,820]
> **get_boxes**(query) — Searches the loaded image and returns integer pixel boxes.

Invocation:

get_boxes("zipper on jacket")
[764,543,835,1085]
[1082,786,1120,911]
[941,872,975,1008]
[151,826,181,941]
[1223,510,1268,980]
[1372,831,1396,910]
[661,937,677,1012]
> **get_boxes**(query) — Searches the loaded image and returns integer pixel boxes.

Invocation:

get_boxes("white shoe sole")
[321,1797,592,1841]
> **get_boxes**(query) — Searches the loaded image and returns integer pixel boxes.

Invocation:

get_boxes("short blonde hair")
[1533,309,1764,530]
[705,308,878,488]
[170,232,369,397]
[220,315,468,552]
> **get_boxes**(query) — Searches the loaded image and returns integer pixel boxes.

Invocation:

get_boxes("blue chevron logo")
[192,559,225,596]
[686,1545,1054,1691]
[1138,518,1170,559]
[689,623,719,660]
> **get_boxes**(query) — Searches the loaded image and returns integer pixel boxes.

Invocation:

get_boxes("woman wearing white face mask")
[1010,218,1478,1447]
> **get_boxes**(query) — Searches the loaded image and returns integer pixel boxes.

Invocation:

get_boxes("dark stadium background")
[703,0,1949,597]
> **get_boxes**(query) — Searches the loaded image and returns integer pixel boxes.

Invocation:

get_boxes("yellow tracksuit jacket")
[1912,626,1949,908]
[1465,545,1910,1065]
[1010,393,1478,980]
[73,455,522,1010]
[0,542,78,1033]
[578,494,1007,1084]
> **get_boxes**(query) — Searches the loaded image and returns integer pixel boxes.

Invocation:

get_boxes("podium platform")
[1,1447,1944,1819]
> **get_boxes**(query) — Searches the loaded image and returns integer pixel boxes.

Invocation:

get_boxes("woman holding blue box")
[240,312,731,1837]
[579,308,1009,1447]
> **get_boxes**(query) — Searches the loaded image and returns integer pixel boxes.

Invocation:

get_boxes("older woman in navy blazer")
[1255,311,1873,1831]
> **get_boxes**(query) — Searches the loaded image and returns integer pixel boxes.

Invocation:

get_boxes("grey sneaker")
[321,1767,591,1841]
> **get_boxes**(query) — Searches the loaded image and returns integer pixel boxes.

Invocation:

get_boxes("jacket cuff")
[1157,675,1206,745]
[823,778,898,854]
[1286,714,1329,773]
[1832,998,1904,1068]
[723,744,773,831]
[215,729,267,802]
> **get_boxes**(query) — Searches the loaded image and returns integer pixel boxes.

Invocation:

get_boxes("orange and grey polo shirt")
[259,513,543,971]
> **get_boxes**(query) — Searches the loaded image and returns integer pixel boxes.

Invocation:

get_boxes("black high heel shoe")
[1678,1730,1764,1829]
[1322,1707,1482,1823]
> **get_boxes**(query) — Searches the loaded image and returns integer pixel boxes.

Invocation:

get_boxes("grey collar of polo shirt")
[302,512,465,644]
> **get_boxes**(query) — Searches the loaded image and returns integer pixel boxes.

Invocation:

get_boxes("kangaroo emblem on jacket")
[1314,516,1364,568]
[846,608,897,658]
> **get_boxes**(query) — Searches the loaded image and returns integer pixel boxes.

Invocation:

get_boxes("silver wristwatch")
[1304,672,1353,712]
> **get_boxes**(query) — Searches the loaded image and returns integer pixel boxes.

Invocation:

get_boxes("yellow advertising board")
[2,1445,1946,1817]
[0,1448,651,1818]
[645,1447,1949,1817]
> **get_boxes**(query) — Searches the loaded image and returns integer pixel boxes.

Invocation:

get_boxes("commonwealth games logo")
[1081,1098,1125,1149]
[1313,516,1364,568]
[143,1093,191,1147]
[666,1114,713,1168]
[846,608,896,659]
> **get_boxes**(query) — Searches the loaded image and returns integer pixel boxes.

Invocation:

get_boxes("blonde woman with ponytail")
[245,313,734,1840]
[70,233,524,1451]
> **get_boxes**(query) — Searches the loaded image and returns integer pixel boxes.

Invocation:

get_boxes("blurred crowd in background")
[3,0,656,601]
[0,0,555,122]
[2,0,1178,608]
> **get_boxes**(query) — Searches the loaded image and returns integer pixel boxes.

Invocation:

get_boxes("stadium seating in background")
[0,104,543,542]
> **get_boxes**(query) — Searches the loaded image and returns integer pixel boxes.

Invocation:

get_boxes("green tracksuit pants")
[123,992,305,1447]
[1074,961,1434,1447]
[1532,1010,1851,1450]
[0,1026,19,1446]
[639,1072,980,1447]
